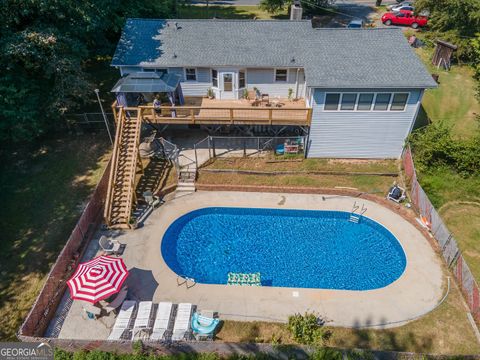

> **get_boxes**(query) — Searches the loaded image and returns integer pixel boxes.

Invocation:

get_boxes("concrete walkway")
[58,191,443,340]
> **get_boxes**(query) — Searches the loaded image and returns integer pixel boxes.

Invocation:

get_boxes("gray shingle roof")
[112,19,437,89]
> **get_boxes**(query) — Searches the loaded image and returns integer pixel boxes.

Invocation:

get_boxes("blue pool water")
[161,207,406,290]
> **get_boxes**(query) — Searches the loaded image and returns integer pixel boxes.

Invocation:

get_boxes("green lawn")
[0,134,111,340]
[414,47,480,139]
[177,5,288,20]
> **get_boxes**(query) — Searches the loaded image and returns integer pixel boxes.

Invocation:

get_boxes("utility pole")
[94,89,113,145]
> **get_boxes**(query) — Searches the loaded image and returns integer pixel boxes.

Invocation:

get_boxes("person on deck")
[153,95,161,114]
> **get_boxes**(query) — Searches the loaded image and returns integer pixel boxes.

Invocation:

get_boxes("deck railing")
[116,105,312,126]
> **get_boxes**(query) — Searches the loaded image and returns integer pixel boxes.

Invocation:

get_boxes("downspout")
[295,68,300,99]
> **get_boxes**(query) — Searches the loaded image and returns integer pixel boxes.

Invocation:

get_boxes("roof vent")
[290,57,295,63]
[173,53,177,58]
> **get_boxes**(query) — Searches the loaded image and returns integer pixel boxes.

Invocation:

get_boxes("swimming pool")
[161,207,406,290]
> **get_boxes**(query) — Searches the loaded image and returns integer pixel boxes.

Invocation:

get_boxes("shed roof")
[111,19,437,89]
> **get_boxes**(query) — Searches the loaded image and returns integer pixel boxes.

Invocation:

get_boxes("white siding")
[246,68,304,98]
[119,66,141,75]
[169,67,212,97]
[307,88,423,159]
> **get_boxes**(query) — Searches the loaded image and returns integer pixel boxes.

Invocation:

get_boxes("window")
[374,93,392,110]
[212,69,218,87]
[390,93,408,111]
[275,69,288,82]
[185,68,196,81]
[143,68,167,74]
[239,71,246,88]
[357,93,374,110]
[325,94,340,110]
[340,94,357,110]
[324,92,407,111]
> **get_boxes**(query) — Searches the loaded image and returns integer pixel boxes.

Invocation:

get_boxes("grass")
[440,202,480,282]
[413,43,480,139]
[216,273,480,355]
[0,134,111,341]
[198,157,399,193]
[177,5,288,20]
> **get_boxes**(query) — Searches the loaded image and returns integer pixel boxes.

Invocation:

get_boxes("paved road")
[191,0,397,8]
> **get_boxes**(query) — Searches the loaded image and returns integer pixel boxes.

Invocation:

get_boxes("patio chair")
[143,191,161,208]
[150,302,173,341]
[171,303,193,341]
[387,184,406,203]
[108,300,136,340]
[99,235,122,256]
[131,301,153,340]
[102,286,128,314]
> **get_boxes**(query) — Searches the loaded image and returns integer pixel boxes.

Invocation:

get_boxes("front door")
[221,72,235,99]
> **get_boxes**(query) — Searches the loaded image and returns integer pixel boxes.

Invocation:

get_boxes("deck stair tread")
[104,109,143,229]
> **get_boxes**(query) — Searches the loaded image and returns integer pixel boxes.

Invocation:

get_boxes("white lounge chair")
[150,302,173,341]
[108,300,136,340]
[99,235,122,256]
[172,303,193,341]
[131,301,153,340]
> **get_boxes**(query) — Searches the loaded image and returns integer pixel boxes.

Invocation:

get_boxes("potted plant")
[288,88,294,101]
[207,88,215,99]
[243,88,248,99]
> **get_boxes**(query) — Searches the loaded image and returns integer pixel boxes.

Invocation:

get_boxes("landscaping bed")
[198,157,400,194]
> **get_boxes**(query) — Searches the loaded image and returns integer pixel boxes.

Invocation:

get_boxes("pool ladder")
[349,202,367,223]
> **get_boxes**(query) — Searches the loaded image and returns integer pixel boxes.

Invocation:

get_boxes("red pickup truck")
[382,10,428,29]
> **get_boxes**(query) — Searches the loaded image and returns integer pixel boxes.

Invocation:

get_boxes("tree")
[414,0,480,61]
[0,0,175,145]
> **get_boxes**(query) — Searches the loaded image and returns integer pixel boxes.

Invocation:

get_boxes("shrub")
[287,313,329,345]
[408,122,480,177]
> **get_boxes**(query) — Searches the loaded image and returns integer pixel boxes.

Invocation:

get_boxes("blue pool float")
[191,312,220,335]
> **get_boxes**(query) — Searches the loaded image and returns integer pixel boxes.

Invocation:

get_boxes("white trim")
[323,92,410,112]
[184,67,198,82]
[238,69,246,90]
[211,69,219,89]
[274,68,288,83]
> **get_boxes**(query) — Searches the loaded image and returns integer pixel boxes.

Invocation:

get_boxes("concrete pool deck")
[57,191,444,340]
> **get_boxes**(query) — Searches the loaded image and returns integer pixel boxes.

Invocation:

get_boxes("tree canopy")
[0,0,174,145]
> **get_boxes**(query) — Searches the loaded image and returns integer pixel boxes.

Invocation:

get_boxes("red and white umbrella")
[67,255,128,303]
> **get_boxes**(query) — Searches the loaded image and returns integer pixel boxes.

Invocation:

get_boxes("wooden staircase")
[104,108,144,229]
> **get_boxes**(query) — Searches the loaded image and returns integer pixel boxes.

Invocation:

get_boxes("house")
[111,19,436,159]
[105,19,436,228]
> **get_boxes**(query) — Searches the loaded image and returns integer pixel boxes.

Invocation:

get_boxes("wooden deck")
[114,98,312,126]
